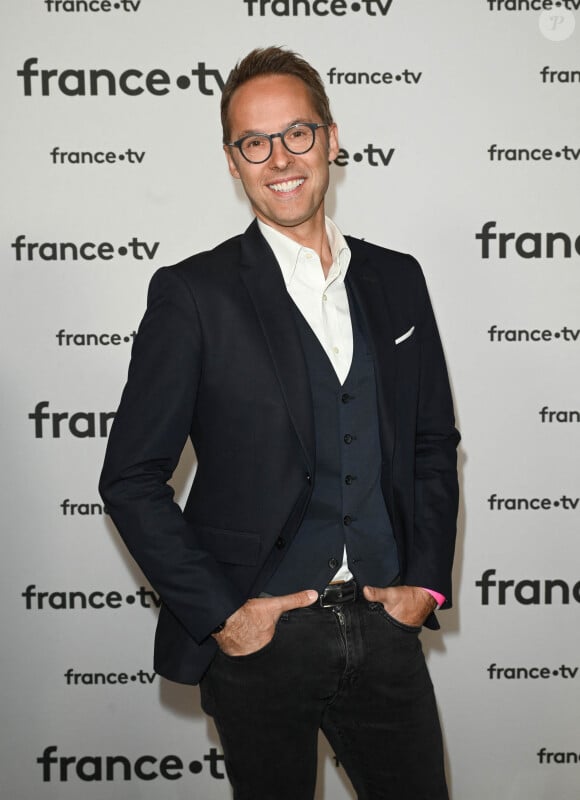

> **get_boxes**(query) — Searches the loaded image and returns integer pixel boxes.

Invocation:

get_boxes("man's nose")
[268,136,293,169]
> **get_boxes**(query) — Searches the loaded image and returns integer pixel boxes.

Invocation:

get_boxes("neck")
[258,211,333,277]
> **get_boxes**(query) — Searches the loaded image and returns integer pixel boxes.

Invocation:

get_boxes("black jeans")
[200,595,449,800]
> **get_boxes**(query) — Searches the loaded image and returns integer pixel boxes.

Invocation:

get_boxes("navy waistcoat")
[264,288,399,595]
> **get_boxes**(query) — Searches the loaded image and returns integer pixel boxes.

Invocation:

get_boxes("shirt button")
[322,294,328,302]
[344,434,353,444]
[343,515,352,526]
[328,558,339,570]
[275,537,286,549]
[332,346,339,354]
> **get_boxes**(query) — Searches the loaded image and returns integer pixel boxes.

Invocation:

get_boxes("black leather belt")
[319,579,357,608]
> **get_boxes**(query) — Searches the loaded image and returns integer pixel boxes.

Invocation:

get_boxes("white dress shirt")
[257,217,353,384]
[257,217,354,581]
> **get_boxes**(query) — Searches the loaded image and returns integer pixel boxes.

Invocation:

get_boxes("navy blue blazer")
[99,220,460,685]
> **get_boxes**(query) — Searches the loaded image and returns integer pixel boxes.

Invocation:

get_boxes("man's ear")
[224,145,241,179]
[327,123,339,163]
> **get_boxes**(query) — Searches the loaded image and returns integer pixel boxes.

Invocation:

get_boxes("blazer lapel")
[239,221,315,472]
[345,241,396,474]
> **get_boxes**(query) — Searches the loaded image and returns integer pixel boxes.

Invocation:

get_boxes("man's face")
[224,74,339,239]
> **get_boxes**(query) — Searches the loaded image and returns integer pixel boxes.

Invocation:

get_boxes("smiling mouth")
[267,178,305,193]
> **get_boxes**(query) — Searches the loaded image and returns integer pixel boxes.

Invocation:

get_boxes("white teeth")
[268,179,304,193]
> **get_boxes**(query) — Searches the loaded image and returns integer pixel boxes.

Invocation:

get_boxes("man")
[100,47,460,800]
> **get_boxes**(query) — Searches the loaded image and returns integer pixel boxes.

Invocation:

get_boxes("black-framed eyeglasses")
[227,122,329,164]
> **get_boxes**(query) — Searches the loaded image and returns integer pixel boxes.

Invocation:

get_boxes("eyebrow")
[234,119,311,139]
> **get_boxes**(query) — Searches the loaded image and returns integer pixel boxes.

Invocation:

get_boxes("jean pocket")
[369,602,422,634]
[216,618,284,662]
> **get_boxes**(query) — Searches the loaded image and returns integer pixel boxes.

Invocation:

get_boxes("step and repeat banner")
[1,2,579,798]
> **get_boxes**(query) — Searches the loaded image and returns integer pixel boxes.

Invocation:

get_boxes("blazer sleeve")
[404,257,460,606]
[99,266,245,643]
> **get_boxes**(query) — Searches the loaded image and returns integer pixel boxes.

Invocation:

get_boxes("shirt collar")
[257,217,351,288]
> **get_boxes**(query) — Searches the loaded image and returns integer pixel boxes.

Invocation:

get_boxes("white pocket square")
[395,326,415,345]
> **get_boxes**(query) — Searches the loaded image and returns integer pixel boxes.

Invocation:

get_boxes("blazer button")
[305,473,312,483]
[341,393,352,404]
[276,537,286,549]
[328,557,339,569]
[343,515,352,526]
[343,434,353,444]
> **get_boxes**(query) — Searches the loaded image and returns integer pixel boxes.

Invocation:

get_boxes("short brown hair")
[220,46,333,143]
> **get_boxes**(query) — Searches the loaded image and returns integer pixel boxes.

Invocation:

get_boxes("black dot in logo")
[189,761,203,774]
[176,75,191,89]
[351,2,361,10]
[555,332,560,338]
[126,594,136,604]
[555,151,561,158]
[553,670,559,675]
[554,501,560,507]
[353,153,363,163]
[395,74,402,81]
[124,336,131,342]
[130,674,137,681]
[118,246,128,256]
[114,2,120,7]
[555,1,562,6]
[118,154,125,161]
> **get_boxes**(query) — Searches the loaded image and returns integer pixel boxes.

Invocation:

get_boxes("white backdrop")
[2,2,579,798]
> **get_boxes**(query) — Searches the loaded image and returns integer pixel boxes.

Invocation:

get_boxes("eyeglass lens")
[240,124,315,162]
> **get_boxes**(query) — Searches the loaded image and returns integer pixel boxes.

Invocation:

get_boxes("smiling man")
[223,72,338,259]
[100,47,460,800]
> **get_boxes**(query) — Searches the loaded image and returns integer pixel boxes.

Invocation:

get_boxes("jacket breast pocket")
[394,325,415,347]
[394,330,417,355]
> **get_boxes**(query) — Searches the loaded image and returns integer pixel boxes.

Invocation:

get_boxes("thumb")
[276,589,318,613]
